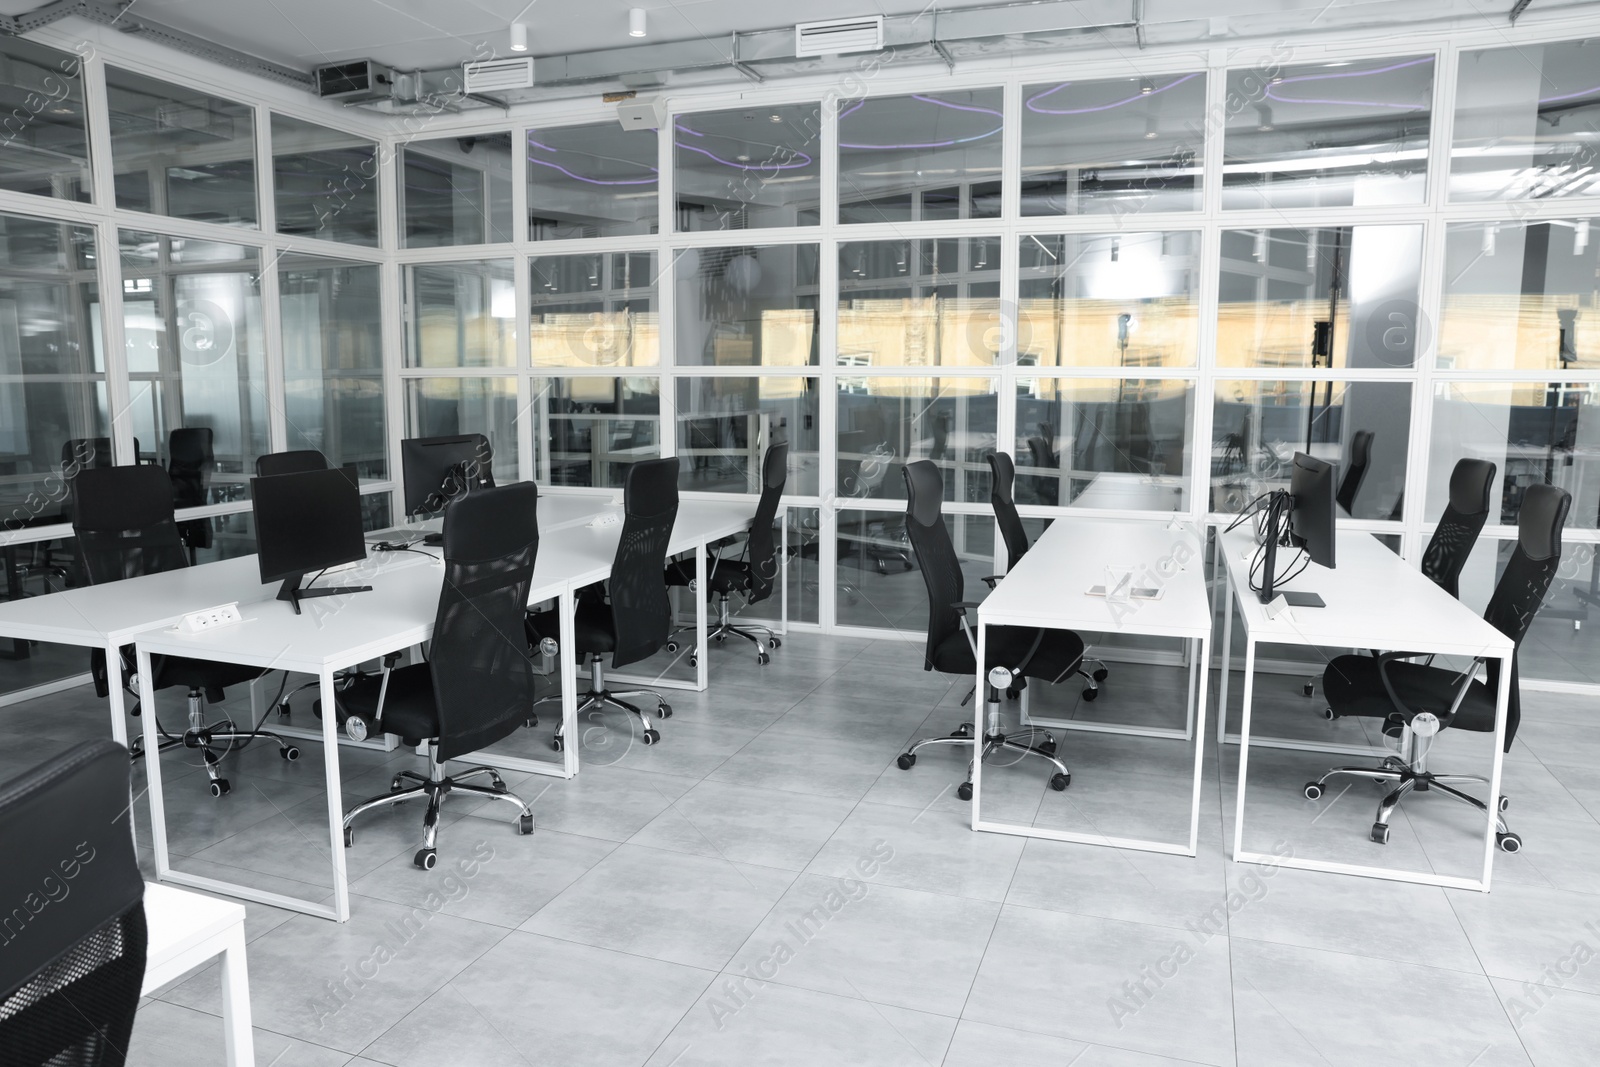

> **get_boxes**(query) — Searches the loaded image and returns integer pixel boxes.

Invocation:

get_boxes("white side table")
[141,882,254,1066]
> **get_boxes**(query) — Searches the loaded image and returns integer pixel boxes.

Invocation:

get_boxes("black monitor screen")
[401,434,490,517]
[252,466,366,584]
[1289,452,1337,570]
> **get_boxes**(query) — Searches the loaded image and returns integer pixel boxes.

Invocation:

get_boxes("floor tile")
[626,778,856,870]
[806,801,1026,903]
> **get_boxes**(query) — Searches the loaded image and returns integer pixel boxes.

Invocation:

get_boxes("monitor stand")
[423,533,443,545]
[1279,591,1326,608]
[1256,491,1326,609]
[277,574,373,616]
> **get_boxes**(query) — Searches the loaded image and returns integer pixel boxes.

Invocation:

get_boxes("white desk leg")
[779,507,789,638]
[1230,637,1257,860]
[218,925,255,1067]
[1188,635,1210,857]
[105,640,137,850]
[695,548,708,692]
[1482,652,1514,891]
[1217,562,1234,746]
[1184,633,1198,742]
[319,667,350,923]
[971,621,986,831]
[136,648,171,881]
[558,587,578,777]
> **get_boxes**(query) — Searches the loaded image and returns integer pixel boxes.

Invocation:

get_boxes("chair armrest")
[952,601,984,612]
[980,575,1003,589]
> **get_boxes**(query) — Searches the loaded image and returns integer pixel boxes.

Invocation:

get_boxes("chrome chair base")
[667,595,780,664]
[531,655,672,750]
[177,691,298,798]
[897,702,1071,801]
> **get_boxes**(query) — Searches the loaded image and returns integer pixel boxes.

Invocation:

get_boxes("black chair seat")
[153,655,265,694]
[526,597,620,656]
[929,624,1085,683]
[1322,654,1498,734]
[666,552,753,596]
[315,662,440,744]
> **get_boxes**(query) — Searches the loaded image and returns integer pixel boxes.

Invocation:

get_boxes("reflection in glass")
[838,89,1002,224]
[1019,232,1199,369]
[278,256,385,477]
[837,238,1001,369]
[106,68,257,226]
[1451,40,1600,202]
[738,504,818,626]
[1440,219,1600,372]
[530,252,657,368]
[676,377,819,495]
[1014,379,1193,511]
[1217,225,1423,370]
[836,376,997,505]
[1429,381,1600,530]
[538,377,659,489]
[527,123,658,239]
[675,104,821,231]
[271,114,378,246]
[1212,379,1410,519]
[118,231,267,490]
[404,377,518,486]
[401,134,513,247]
[676,244,818,367]
[1021,73,1205,216]
[1460,538,1600,686]
[0,37,91,201]
[836,512,992,630]
[1222,56,1433,209]
[404,261,516,368]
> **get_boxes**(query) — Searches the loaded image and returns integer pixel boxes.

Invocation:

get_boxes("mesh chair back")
[255,449,328,477]
[0,741,146,1067]
[1481,483,1570,750]
[1420,459,1495,598]
[168,428,214,551]
[745,443,789,605]
[903,460,963,672]
[431,482,540,762]
[71,466,189,584]
[986,452,1030,571]
[1336,430,1375,513]
[62,438,115,472]
[609,458,680,669]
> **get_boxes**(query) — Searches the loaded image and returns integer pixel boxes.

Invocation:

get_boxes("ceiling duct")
[794,15,884,57]
[464,57,534,93]
[315,59,395,103]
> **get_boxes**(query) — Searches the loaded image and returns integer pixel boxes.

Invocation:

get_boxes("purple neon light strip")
[1264,56,1432,110]
[1025,73,1201,115]
[838,93,1003,150]
[1539,84,1600,105]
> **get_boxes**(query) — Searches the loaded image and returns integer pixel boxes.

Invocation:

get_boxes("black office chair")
[1307,483,1571,852]
[256,449,329,477]
[169,427,215,562]
[1336,429,1375,513]
[73,465,294,794]
[0,741,146,1067]
[664,443,788,665]
[1026,435,1060,506]
[987,452,1032,572]
[895,460,1098,800]
[336,482,538,870]
[1421,459,1497,598]
[527,458,679,750]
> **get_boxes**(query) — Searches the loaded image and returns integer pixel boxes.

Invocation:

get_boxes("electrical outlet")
[177,603,243,634]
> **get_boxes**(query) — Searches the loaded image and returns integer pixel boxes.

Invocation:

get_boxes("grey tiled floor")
[11,631,1600,1066]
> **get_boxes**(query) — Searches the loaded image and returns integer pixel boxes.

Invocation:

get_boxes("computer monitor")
[252,465,371,615]
[401,434,493,519]
[1257,452,1338,608]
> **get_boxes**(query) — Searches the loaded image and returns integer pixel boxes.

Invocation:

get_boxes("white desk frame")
[142,882,253,1067]
[1217,526,1515,892]
[973,517,1212,857]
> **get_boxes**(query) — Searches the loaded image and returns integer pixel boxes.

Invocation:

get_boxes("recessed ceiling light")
[629,8,647,37]
[1139,78,1153,95]
[769,114,783,123]
[510,22,528,51]
[736,154,750,162]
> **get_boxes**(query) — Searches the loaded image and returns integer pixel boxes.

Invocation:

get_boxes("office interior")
[2,0,1600,1063]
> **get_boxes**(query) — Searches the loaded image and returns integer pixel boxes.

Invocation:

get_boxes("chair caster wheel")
[129,737,144,758]
[643,728,661,745]
[1038,737,1057,756]
[525,715,538,729]
[278,702,291,719]
[414,848,437,871]
[897,753,916,770]
[1050,772,1070,791]
[390,776,404,791]
[518,813,534,835]
[1321,707,1335,721]
[1303,781,1324,800]
[1370,822,1390,845]
[209,779,230,798]
[1004,686,1021,701]
[552,736,564,752]
[957,782,973,801]
[280,745,299,761]
[343,827,354,847]
[1303,682,1315,697]
[770,637,781,648]
[1498,795,1510,812]
[689,654,698,668]
[757,652,770,665]
[902,560,914,572]
[1497,831,1522,853]
[665,641,679,654]
[950,722,973,738]
[1082,687,1099,702]
[492,777,508,794]
[1093,668,1109,682]
[658,704,673,719]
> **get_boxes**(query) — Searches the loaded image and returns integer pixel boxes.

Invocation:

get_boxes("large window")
[838,237,1002,369]
[279,256,385,477]
[404,261,516,368]
[403,377,519,488]
[677,244,818,367]
[675,104,821,231]
[527,123,658,239]
[539,376,660,489]
[270,114,379,246]
[1017,379,1195,511]
[838,89,1003,224]
[676,376,820,495]
[530,252,658,368]
[837,376,998,505]
[401,134,513,247]
[0,37,91,202]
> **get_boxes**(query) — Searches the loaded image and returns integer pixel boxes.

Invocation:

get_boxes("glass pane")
[1459,538,1600,686]
[106,68,256,226]
[403,377,518,488]
[401,134,513,247]
[0,213,105,529]
[675,103,821,231]
[675,376,820,495]
[0,38,91,201]
[676,244,818,367]
[538,376,660,489]
[738,504,818,626]
[1019,231,1200,369]
[1014,378,1194,511]
[1440,218,1600,372]
[838,88,1003,224]
[838,238,1002,369]
[1217,225,1424,370]
[1212,379,1411,519]
[1428,381,1600,530]
[527,122,658,239]
[270,114,378,246]
[1222,56,1433,210]
[1021,72,1205,217]
[836,376,998,506]
[278,255,385,478]
[1451,39,1600,202]
[530,252,658,368]
[404,261,516,368]
[836,512,991,631]
[119,231,268,496]
[0,636,86,702]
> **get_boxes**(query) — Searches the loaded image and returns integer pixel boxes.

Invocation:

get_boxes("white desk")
[133,498,752,921]
[1216,525,1515,891]
[974,517,1213,856]
[142,882,253,1067]
[1069,472,1187,513]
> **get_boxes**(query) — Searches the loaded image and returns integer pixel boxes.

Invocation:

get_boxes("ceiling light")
[1143,117,1158,140]
[1575,219,1590,255]
[1110,238,1120,262]
[1482,224,1497,257]
[770,114,783,123]
[510,22,528,51]
[1139,78,1153,95]
[629,8,647,37]
[1255,104,1274,132]
[736,154,750,162]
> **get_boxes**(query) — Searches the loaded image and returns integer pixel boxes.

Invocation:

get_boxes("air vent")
[794,15,884,57]
[464,57,534,93]
[315,60,394,103]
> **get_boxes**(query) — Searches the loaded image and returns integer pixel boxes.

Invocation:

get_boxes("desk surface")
[1070,472,1186,512]
[142,881,245,993]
